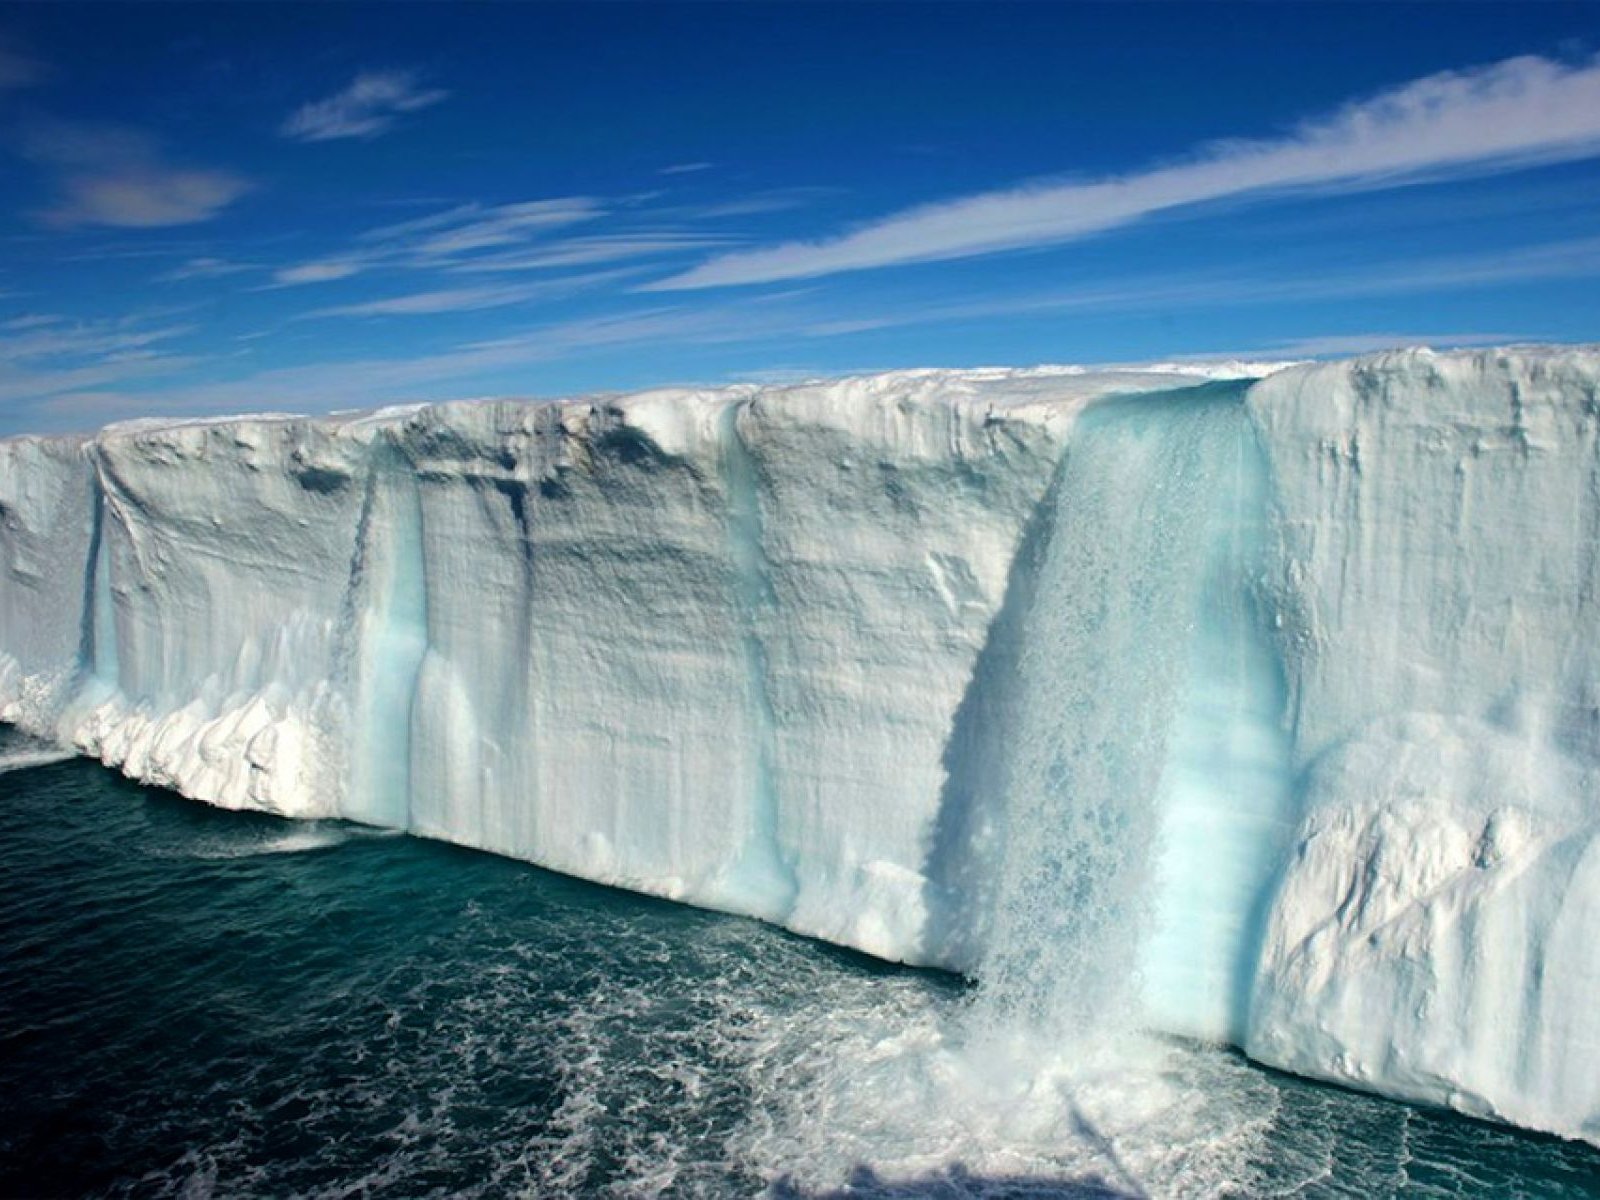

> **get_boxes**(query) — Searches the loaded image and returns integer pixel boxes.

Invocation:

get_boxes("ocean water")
[3,729,1599,1199]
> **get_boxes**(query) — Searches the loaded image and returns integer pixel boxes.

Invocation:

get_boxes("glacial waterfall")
[973,382,1290,1043]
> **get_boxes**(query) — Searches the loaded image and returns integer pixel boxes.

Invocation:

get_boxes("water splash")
[0,744,77,774]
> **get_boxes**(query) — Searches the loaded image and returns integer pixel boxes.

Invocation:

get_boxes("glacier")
[2,347,1598,1146]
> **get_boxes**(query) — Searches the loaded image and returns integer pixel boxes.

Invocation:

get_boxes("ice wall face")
[2,350,1598,1146]
[1243,350,1600,1141]
[0,436,95,723]
[72,417,383,814]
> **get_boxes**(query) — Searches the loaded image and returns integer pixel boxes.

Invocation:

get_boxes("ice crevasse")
[1,347,1598,1146]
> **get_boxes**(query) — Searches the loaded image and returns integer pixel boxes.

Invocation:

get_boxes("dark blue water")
[3,730,1599,1199]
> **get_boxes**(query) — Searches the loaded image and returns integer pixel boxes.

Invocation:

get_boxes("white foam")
[0,744,77,773]
[181,824,354,859]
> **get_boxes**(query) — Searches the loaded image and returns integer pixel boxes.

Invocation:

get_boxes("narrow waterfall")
[343,453,430,830]
[971,381,1281,1043]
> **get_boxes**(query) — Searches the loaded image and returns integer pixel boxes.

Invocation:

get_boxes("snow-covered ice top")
[2,347,1598,1147]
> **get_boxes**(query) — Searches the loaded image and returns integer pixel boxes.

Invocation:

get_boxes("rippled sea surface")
[3,728,1599,1199]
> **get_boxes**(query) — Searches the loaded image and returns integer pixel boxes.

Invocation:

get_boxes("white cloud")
[281,71,450,142]
[659,162,713,175]
[260,198,608,284]
[1221,332,1528,358]
[2,314,64,331]
[0,317,194,362]
[304,285,530,317]
[22,119,252,229]
[297,271,633,319]
[450,233,736,273]
[357,203,483,243]
[19,298,809,427]
[406,199,604,257]
[0,315,200,414]
[653,53,1600,289]
[677,189,840,220]
[157,256,257,282]
[791,235,1600,340]
[45,172,252,229]
[272,260,366,286]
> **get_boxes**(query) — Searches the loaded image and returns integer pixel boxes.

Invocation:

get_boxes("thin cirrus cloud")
[0,315,200,409]
[280,70,450,142]
[303,284,539,318]
[402,199,604,258]
[1240,332,1525,358]
[797,233,1600,340]
[271,260,367,286]
[652,53,1600,290]
[449,233,738,273]
[266,199,607,287]
[21,119,252,229]
[297,270,637,319]
[157,257,258,282]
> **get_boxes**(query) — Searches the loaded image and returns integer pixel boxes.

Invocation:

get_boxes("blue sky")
[1,2,1598,434]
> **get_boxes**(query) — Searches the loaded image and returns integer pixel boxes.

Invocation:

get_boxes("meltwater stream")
[972,383,1285,1044]
[4,733,1600,1198]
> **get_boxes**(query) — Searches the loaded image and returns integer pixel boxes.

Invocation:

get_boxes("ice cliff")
[2,348,1597,1146]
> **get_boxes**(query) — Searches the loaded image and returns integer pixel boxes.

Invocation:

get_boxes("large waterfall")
[972,382,1292,1046]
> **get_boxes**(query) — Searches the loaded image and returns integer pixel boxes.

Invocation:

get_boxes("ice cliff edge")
[2,347,1598,1145]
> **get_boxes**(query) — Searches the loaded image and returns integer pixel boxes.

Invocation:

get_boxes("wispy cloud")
[0,315,200,410]
[680,189,840,220]
[297,270,634,319]
[0,316,194,362]
[450,233,736,273]
[658,162,713,175]
[281,70,450,142]
[402,199,603,257]
[654,53,1600,289]
[2,314,64,332]
[21,119,251,229]
[302,285,535,318]
[263,199,608,287]
[1203,332,1530,359]
[271,260,366,286]
[156,256,257,282]
[24,297,810,426]
[792,235,1600,340]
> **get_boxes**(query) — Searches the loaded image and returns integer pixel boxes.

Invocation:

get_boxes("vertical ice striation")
[67,416,377,815]
[86,488,119,685]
